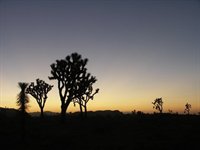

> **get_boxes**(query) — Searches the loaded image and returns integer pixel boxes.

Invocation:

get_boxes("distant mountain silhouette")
[71,110,123,117]
[0,107,30,118]
[29,111,59,117]
[29,110,123,117]
[0,108,123,118]
[0,107,20,117]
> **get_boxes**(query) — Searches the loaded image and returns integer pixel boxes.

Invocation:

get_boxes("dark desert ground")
[0,109,200,150]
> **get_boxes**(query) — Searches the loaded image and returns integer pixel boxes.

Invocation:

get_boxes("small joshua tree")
[26,79,53,118]
[152,97,163,113]
[74,80,99,118]
[184,102,191,115]
[82,86,99,117]
[16,82,29,140]
[17,82,30,114]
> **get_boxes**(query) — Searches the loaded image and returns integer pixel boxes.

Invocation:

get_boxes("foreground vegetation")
[0,110,199,150]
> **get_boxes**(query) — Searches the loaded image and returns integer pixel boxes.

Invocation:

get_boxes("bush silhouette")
[184,102,191,115]
[152,97,163,113]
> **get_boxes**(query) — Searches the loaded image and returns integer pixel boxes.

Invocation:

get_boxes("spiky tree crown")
[17,82,29,112]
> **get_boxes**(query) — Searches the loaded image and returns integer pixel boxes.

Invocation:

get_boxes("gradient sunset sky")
[0,0,200,113]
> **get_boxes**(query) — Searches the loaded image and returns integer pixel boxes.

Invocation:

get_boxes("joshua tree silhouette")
[184,102,191,115]
[49,52,96,120]
[74,82,99,118]
[26,79,53,118]
[16,82,29,141]
[152,97,163,113]
[17,82,29,114]
[81,86,99,118]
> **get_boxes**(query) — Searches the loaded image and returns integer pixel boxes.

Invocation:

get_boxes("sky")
[0,0,200,114]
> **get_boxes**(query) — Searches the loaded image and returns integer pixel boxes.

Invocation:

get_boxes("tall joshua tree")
[49,52,93,119]
[184,102,191,115]
[16,82,29,140]
[26,79,53,118]
[152,97,163,113]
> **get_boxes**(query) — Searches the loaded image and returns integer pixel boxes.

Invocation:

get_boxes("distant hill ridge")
[0,107,124,117]
[30,110,123,117]
[0,107,20,117]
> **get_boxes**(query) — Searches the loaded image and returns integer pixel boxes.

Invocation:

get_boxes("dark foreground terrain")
[0,112,200,150]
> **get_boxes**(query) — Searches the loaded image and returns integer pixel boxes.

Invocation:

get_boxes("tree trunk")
[60,99,71,122]
[84,105,87,118]
[40,107,44,118]
[79,103,83,118]
[20,110,26,142]
[160,106,163,114]
[61,104,67,122]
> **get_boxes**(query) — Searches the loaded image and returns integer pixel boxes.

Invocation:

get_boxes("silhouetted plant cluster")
[48,53,99,120]
[151,98,193,114]
[16,52,99,121]
[16,52,195,122]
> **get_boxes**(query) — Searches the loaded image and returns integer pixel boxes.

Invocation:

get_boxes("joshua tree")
[184,102,191,115]
[49,52,95,119]
[82,86,99,117]
[152,97,163,113]
[26,79,53,118]
[16,82,29,140]
[72,72,95,118]
[17,82,29,114]
[74,81,99,118]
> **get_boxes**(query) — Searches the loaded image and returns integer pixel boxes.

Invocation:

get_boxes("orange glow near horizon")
[1,86,199,114]
[1,75,200,114]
